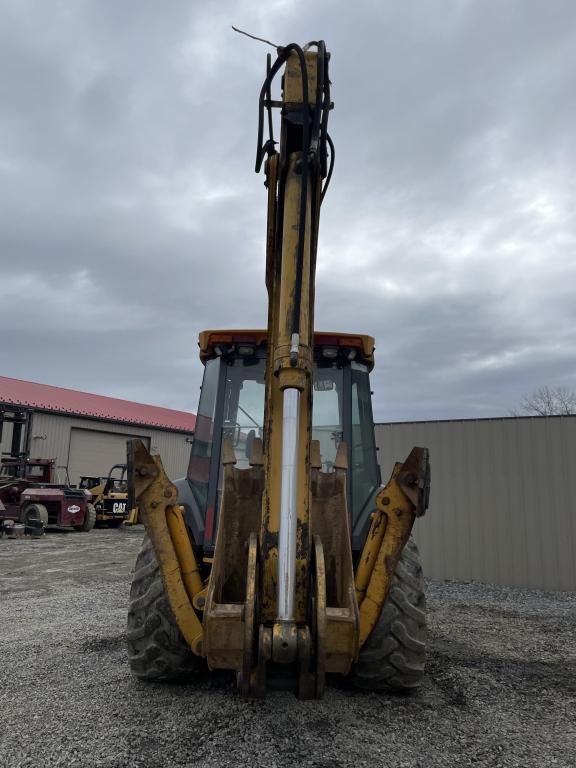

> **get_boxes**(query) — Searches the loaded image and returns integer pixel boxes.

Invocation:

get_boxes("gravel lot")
[1,528,575,768]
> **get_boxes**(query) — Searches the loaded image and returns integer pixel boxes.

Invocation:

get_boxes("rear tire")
[74,503,96,532]
[126,535,203,681]
[23,503,48,528]
[351,537,426,692]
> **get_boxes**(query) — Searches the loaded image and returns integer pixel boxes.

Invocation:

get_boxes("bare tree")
[511,385,576,416]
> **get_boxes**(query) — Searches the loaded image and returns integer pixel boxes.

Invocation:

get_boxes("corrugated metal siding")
[67,428,150,483]
[28,413,191,482]
[375,416,576,591]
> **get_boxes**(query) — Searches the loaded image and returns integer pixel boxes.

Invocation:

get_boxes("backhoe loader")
[127,41,430,698]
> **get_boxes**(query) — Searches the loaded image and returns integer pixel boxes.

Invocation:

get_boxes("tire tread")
[126,536,203,681]
[351,537,426,692]
[75,503,96,532]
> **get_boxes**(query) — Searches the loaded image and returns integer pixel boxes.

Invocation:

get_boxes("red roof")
[0,375,196,433]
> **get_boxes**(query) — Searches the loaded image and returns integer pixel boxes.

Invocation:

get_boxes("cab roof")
[198,330,375,370]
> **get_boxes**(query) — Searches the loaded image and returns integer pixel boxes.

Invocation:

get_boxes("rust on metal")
[240,533,259,697]
[202,458,264,673]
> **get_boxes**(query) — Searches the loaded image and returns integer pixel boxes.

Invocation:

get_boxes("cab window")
[187,357,221,509]
[350,362,380,520]
[312,365,343,471]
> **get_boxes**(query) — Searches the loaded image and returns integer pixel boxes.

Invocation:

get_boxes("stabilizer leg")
[128,438,204,656]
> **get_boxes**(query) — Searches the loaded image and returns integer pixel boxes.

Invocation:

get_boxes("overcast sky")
[1,0,575,422]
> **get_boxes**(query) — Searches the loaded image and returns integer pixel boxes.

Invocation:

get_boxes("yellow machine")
[127,41,430,698]
[79,464,132,527]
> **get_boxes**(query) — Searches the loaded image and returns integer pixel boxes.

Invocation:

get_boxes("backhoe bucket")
[203,440,359,698]
[202,441,264,687]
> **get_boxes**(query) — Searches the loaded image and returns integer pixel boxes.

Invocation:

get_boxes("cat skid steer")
[127,41,430,698]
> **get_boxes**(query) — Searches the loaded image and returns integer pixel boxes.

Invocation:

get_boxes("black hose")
[266,53,274,147]
[285,46,311,343]
[319,54,331,178]
[321,133,335,203]
[255,44,310,172]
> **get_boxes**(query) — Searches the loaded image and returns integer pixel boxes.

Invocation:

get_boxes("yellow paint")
[354,463,402,604]
[166,505,204,599]
[355,473,417,648]
[260,153,314,623]
[283,51,318,104]
[131,440,204,657]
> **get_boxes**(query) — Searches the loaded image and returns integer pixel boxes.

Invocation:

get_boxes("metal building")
[0,376,195,483]
[375,416,576,591]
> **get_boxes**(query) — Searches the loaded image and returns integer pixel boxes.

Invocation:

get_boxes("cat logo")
[113,502,127,514]
[67,505,81,514]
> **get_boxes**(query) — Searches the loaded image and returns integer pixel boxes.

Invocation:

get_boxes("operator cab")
[103,464,128,494]
[79,475,103,491]
[175,330,381,554]
[1,459,54,484]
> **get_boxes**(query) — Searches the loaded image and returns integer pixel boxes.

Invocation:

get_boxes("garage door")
[67,428,150,485]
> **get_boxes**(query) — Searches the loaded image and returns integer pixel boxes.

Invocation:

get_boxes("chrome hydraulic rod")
[277,387,300,621]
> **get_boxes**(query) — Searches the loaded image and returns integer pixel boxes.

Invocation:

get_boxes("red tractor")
[0,458,95,533]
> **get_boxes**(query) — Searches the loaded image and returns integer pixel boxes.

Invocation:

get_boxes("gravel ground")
[1,528,575,768]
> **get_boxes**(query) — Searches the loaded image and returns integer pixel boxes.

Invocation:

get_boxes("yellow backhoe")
[126,41,430,698]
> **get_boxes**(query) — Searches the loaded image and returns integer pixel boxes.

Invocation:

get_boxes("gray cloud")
[1,0,575,422]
